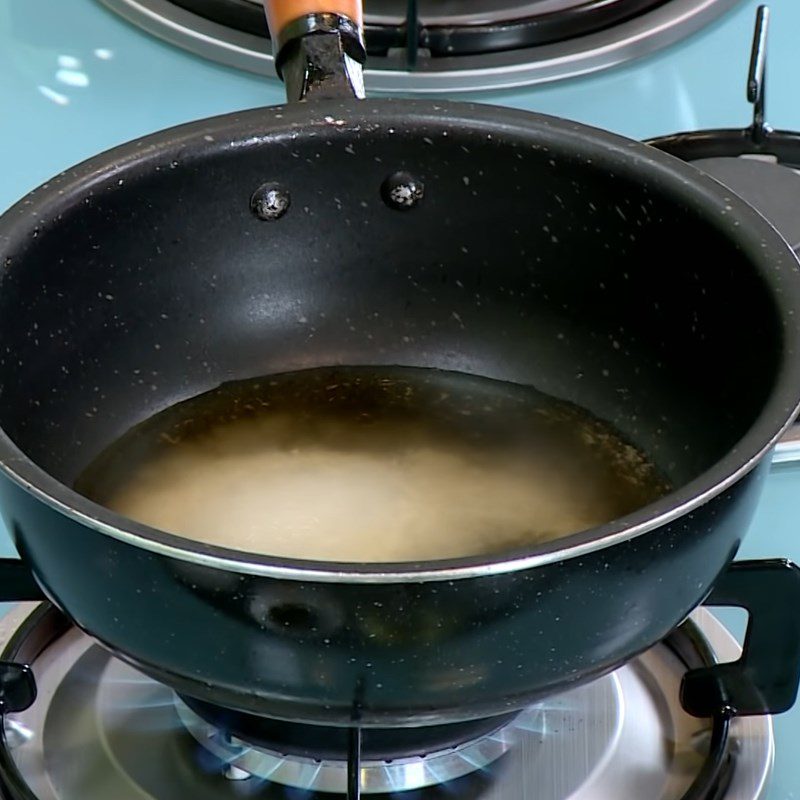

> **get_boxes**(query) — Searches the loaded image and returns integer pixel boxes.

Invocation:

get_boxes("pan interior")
[0,107,786,559]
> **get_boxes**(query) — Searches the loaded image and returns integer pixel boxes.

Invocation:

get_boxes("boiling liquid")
[75,366,669,562]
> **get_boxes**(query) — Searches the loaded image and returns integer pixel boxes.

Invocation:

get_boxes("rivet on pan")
[381,172,424,211]
[250,183,291,221]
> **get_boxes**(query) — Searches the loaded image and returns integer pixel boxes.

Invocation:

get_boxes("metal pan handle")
[261,0,366,102]
[682,559,800,717]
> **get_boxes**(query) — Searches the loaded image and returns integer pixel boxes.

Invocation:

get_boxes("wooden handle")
[264,0,363,38]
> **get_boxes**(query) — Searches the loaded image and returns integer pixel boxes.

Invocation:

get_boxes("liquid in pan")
[75,366,670,562]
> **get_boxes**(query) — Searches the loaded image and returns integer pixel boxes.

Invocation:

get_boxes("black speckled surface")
[0,100,798,724]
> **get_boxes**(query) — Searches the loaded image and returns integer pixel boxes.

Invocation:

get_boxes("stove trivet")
[176,696,517,793]
[177,694,518,761]
[0,601,774,800]
[648,5,800,254]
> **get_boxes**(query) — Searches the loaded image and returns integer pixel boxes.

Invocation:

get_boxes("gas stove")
[3,0,800,798]
[0,602,776,799]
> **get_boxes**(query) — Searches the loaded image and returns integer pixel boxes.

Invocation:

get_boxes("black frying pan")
[0,0,798,731]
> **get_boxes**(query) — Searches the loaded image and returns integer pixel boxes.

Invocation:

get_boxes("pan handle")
[681,559,800,717]
[263,0,363,35]
[262,0,366,102]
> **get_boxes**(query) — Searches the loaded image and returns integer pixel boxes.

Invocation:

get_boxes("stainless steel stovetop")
[0,603,774,799]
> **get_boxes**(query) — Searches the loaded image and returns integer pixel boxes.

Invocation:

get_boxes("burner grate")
[0,597,778,800]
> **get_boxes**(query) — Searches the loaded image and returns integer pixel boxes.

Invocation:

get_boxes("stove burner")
[173,695,519,793]
[172,0,670,55]
[176,697,517,793]
[0,603,774,800]
[177,694,518,760]
[98,0,740,92]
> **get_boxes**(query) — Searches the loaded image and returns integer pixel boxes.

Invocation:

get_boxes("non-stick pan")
[0,0,798,730]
